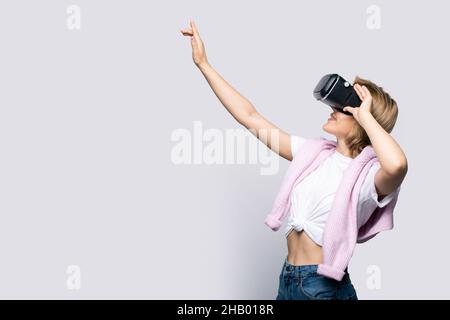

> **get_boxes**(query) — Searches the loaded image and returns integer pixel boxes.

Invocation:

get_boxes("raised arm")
[181,20,294,161]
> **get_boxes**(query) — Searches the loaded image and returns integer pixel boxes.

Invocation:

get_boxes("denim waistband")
[281,256,348,277]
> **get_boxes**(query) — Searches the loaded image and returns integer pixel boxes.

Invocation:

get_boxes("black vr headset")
[313,74,361,116]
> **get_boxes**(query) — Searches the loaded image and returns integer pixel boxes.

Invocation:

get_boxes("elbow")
[388,158,408,176]
[398,158,408,174]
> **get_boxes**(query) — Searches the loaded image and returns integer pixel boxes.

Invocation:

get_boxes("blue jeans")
[276,257,358,300]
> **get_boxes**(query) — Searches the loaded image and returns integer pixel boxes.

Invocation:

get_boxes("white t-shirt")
[286,135,400,246]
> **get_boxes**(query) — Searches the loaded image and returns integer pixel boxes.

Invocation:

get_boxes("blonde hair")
[346,76,398,158]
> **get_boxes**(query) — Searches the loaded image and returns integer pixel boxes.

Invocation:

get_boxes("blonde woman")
[181,21,408,300]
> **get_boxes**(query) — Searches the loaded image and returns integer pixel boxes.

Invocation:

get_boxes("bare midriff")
[286,229,323,266]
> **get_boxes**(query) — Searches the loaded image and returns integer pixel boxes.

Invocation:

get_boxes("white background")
[0,0,447,299]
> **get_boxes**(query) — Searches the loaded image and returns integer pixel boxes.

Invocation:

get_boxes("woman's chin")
[322,122,333,134]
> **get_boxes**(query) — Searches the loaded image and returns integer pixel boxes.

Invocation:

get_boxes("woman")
[181,20,408,300]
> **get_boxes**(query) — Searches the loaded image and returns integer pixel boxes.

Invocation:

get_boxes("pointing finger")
[190,20,201,42]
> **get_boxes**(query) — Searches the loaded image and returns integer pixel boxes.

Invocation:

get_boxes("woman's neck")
[335,139,354,159]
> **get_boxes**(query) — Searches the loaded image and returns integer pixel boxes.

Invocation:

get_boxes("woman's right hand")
[180,20,209,68]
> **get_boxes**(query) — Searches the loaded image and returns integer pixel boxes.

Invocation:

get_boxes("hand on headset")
[343,84,373,126]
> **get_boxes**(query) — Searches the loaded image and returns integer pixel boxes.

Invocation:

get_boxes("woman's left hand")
[343,83,373,126]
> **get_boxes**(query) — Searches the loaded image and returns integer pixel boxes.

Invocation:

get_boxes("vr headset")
[313,74,361,116]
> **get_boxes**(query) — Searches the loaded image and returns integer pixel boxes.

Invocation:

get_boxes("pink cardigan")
[264,136,400,281]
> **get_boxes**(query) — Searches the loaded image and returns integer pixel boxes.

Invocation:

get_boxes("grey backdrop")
[0,0,447,299]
